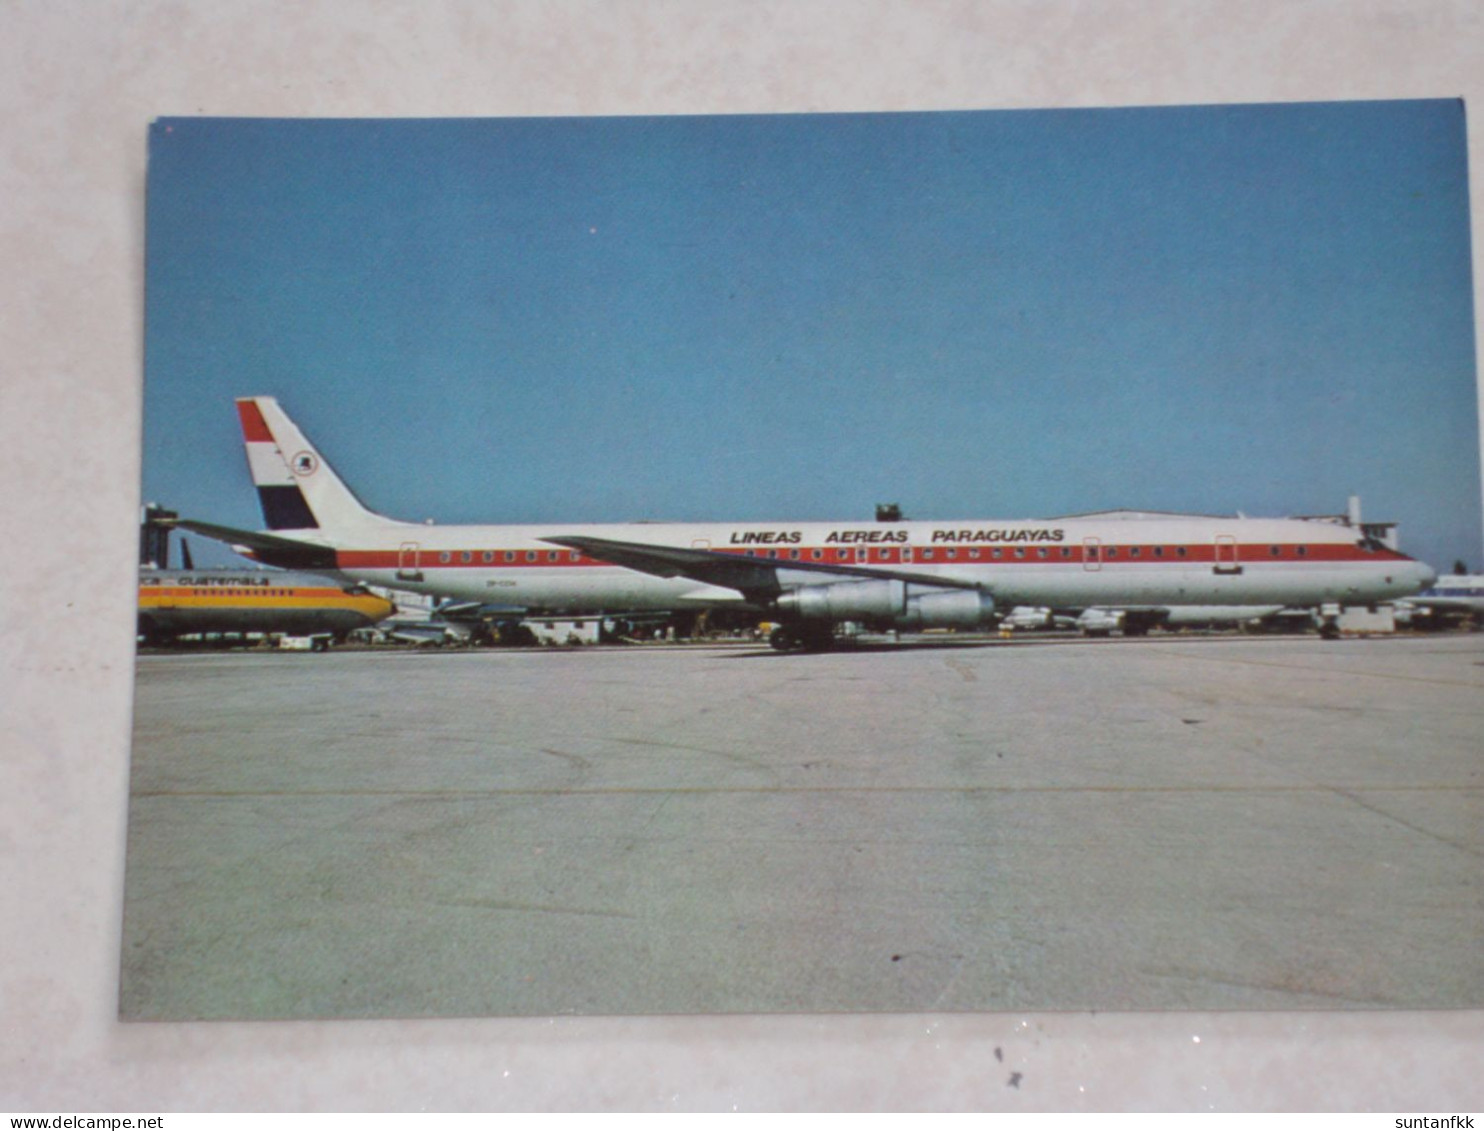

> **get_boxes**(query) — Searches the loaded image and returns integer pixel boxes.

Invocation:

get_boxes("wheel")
[798,625,836,651]
[769,624,835,652]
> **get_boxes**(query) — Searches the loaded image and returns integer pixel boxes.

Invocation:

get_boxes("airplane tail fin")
[236,397,388,532]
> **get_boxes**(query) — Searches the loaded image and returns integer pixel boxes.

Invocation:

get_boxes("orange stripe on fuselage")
[138,587,392,618]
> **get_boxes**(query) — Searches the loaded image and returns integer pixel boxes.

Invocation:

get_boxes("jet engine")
[896,589,998,630]
[775,580,995,630]
[775,579,908,621]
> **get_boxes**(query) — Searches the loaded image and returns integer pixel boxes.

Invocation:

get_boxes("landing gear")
[768,624,836,652]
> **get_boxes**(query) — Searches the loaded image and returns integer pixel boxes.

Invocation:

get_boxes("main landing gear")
[768,624,837,652]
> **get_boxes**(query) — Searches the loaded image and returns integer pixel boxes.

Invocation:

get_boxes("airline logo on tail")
[236,397,382,533]
[238,399,318,530]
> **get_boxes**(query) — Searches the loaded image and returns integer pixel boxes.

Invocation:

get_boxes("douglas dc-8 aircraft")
[176,397,1436,650]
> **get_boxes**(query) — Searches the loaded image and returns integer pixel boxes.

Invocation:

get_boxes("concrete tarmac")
[120,634,1484,1019]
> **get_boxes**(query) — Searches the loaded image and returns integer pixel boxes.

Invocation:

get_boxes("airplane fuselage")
[191,398,1438,645]
[138,569,395,642]
[278,514,1430,615]
[1400,574,1484,617]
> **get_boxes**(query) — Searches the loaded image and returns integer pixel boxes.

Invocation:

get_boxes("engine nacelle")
[776,581,995,630]
[896,589,997,630]
[775,579,907,621]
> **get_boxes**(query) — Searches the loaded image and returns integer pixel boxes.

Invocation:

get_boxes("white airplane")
[998,605,1287,636]
[1395,573,1484,626]
[1072,605,1287,636]
[176,397,1438,651]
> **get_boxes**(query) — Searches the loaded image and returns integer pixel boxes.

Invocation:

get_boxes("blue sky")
[143,102,1480,570]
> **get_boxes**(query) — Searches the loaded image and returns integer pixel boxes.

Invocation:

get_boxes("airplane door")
[1213,535,1242,574]
[1082,537,1102,572]
[397,542,423,581]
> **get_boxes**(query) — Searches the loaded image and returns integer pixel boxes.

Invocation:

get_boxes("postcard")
[122,103,1482,1019]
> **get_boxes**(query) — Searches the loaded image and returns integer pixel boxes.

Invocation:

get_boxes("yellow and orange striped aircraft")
[137,569,394,648]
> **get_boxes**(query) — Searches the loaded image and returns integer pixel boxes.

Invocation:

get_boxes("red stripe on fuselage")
[331,542,1413,569]
[236,399,274,443]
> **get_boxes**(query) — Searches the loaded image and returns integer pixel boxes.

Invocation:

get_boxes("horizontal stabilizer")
[175,519,340,571]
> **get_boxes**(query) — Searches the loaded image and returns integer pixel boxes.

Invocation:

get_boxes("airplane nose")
[1416,561,1438,589]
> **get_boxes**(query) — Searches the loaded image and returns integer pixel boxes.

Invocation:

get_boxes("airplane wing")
[541,534,985,602]
[174,519,340,571]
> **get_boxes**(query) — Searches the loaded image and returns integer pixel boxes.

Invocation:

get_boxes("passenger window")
[1176,546,1188,557]
[482,551,494,563]
[1297,546,1308,557]
[969,549,981,560]
[504,551,515,562]
[526,551,537,562]
[1015,548,1025,559]
[461,551,472,563]
[1037,548,1047,559]
[1269,546,1281,557]
[439,552,451,564]
[1130,547,1141,557]
[812,549,823,561]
